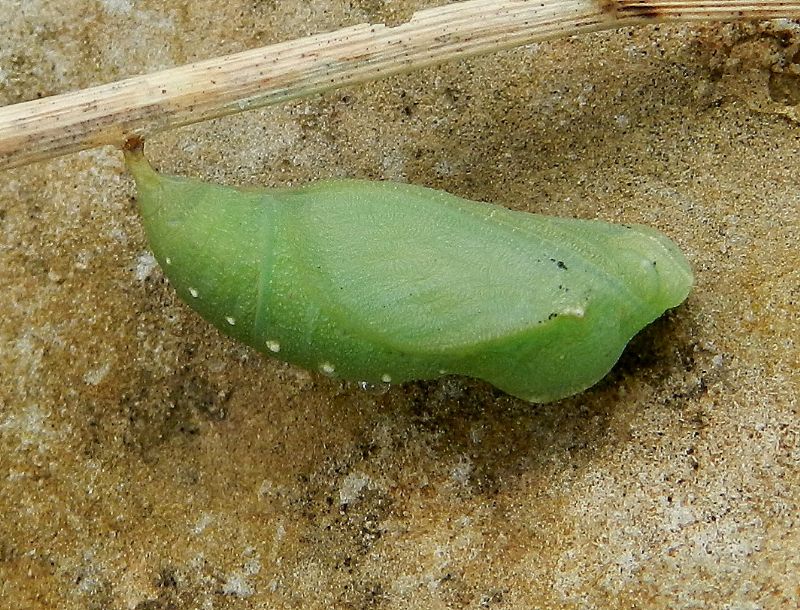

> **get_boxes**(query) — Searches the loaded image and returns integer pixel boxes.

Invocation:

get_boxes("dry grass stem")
[1,0,799,169]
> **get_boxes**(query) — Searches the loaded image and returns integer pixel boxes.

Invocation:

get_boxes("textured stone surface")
[1,2,798,609]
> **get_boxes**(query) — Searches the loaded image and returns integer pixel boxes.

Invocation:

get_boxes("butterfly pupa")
[124,143,692,403]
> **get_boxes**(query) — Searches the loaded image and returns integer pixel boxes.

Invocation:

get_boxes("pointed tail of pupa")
[122,136,160,188]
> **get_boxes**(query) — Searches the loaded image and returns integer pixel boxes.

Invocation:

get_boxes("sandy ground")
[1,1,798,608]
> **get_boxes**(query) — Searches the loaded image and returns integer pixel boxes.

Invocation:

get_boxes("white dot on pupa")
[561,306,585,318]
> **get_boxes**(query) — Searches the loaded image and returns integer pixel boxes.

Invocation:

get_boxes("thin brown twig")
[1,0,799,170]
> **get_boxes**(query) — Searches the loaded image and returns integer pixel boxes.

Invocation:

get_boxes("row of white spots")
[155,273,396,386]
[146,263,400,388]
[179,284,284,354]
[318,362,393,385]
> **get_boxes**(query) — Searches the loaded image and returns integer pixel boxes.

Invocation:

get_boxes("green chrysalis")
[124,144,692,403]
